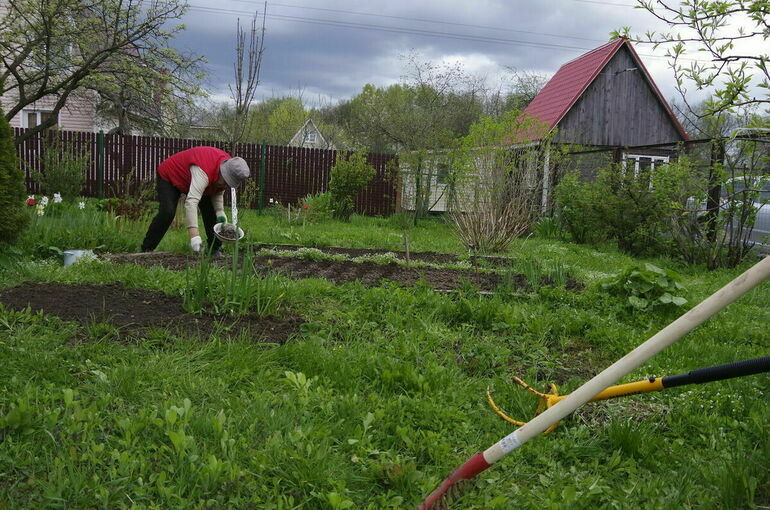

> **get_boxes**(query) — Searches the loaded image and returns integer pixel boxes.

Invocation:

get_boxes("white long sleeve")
[185,165,226,228]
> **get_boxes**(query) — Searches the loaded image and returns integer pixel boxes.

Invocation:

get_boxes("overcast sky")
[172,0,758,109]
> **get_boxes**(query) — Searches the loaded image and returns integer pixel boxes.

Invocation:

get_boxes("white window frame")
[623,153,669,176]
[21,109,59,129]
[304,131,317,144]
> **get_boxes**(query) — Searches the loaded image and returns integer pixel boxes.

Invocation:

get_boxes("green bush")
[32,135,90,200]
[299,192,333,223]
[328,152,376,221]
[0,100,28,244]
[553,173,603,243]
[601,262,687,311]
[554,167,667,255]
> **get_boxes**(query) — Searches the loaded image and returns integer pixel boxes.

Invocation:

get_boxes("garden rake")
[487,355,770,433]
[418,255,770,510]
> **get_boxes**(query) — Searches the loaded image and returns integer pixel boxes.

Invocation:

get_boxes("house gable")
[522,38,688,147]
[553,45,685,146]
[288,119,334,150]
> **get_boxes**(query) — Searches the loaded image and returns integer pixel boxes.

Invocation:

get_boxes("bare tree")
[225,5,266,151]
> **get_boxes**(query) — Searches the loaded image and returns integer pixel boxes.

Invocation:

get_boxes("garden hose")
[487,355,770,431]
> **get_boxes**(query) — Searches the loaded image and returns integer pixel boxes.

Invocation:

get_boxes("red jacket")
[158,146,230,195]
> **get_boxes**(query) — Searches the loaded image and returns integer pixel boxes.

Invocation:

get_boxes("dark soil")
[0,282,302,343]
[105,252,582,293]
[219,223,239,241]
[253,243,516,268]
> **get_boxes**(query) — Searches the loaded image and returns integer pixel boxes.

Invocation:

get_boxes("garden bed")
[0,282,302,343]
[104,252,581,293]
[253,243,517,267]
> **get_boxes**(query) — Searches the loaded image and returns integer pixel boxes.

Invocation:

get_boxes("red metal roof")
[521,37,688,142]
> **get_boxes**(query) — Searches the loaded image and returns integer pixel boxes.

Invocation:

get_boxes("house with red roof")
[401,37,689,214]
[523,36,688,168]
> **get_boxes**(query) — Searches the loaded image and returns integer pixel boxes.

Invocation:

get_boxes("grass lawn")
[1,204,768,509]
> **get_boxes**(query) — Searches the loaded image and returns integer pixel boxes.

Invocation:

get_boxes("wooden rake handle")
[484,255,770,462]
[419,255,770,509]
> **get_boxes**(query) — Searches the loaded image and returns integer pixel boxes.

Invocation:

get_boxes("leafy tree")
[0,97,27,244]
[619,1,770,116]
[0,0,197,143]
[328,152,376,221]
[90,46,206,135]
[266,98,306,144]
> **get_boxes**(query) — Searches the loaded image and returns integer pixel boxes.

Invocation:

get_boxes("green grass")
[0,205,768,509]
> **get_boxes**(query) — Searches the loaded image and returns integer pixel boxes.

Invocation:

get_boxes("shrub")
[449,112,552,253]
[0,100,28,244]
[601,263,687,312]
[32,135,90,199]
[553,172,603,243]
[328,152,376,221]
[298,192,332,223]
[554,167,667,256]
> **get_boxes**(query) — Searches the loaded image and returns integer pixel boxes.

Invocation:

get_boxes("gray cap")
[220,157,251,188]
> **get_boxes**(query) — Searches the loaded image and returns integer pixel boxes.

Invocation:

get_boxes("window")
[22,110,58,129]
[303,132,317,144]
[623,154,669,176]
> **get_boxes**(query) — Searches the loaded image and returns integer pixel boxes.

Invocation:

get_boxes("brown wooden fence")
[15,128,399,216]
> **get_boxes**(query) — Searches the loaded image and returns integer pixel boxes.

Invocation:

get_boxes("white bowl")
[214,223,245,242]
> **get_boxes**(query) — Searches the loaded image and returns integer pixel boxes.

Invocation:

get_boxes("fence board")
[15,127,397,214]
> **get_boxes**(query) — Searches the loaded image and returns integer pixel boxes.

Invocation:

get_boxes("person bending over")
[140,146,250,254]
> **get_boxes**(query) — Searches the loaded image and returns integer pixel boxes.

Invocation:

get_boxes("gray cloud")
[173,0,715,106]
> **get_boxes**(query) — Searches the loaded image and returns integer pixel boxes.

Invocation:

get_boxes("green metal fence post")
[96,130,105,199]
[258,141,266,213]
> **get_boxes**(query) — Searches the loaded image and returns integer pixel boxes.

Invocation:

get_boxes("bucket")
[63,249,96,266]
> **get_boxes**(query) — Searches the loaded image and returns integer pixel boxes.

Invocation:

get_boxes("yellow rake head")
[487,376,564,434]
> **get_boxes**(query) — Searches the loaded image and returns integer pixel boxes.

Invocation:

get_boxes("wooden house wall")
[553,46,683,147]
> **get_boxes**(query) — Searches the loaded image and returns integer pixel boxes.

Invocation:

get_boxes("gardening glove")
[190,235,203,253]
[216,215,227,224]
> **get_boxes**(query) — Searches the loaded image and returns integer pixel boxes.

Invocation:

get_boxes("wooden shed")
[522,37,689,148]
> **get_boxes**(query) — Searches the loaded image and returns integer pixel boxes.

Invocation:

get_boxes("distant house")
[402,37,689,213]
[522,36,688,173]
[0,0,97,132]
[288,119,335,150]
[1,89,97,133]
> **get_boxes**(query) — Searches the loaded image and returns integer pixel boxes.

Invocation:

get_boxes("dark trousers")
[141,175,221,253]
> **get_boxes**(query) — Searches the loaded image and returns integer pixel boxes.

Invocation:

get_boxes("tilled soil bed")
[253,243,516,268]
[105,252,581,293]
[0,282,302,343]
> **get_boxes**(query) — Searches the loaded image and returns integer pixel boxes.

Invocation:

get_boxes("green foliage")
[0,100,28,244]
[17,201,140,257]
[627,2,770,115]
[183,244,285,317]
[554,167,667,255]
[601,262,688,311]
[554,173,604,244]
[533,216,563,240]
[328,153,376,221]
[2,207,769,508]
[32,136,89,199]
[299,192,333,223]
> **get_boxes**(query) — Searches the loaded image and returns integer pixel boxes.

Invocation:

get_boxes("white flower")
[269,198,274,204]
[53,193,62,204]
[78,201,86,210]
[35,204,45,216]
[40,196,49,206]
